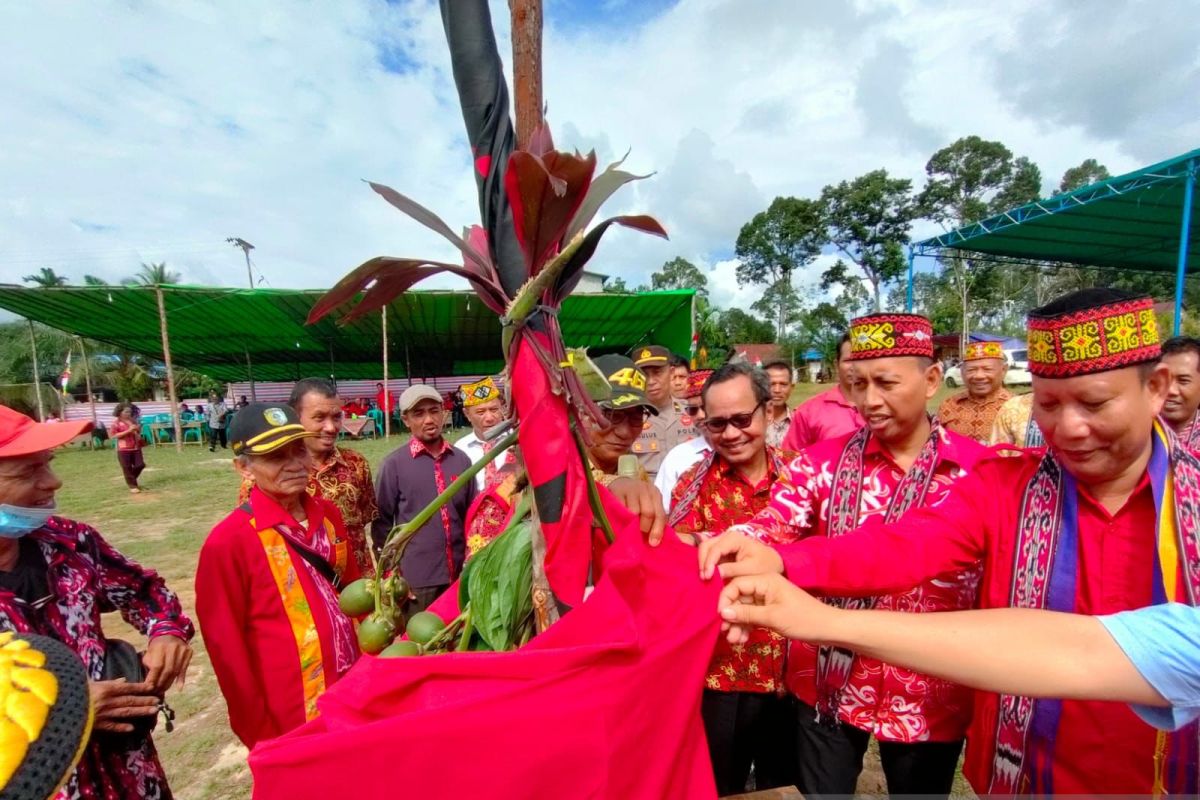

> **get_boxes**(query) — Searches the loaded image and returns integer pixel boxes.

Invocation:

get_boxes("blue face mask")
[0,504,56,539]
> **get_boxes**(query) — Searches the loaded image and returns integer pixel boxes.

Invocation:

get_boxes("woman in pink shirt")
[110,402,146,493]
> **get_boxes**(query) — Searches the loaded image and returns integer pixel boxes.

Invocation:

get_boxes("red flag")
[248,504,721,799]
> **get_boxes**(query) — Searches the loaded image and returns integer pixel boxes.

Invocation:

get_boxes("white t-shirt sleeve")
[1099,603,1200,731]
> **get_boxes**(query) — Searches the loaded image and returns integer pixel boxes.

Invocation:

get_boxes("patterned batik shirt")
[733,428,987,742]
[239,446,378,576]
[671,446,797,693]
[0,517,194,800]
[937,388,1012,444]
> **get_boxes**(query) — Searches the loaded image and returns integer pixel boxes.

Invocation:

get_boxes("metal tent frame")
[907,147,1198,333]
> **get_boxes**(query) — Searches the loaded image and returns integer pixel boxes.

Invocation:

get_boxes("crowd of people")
[2,286,1199,799]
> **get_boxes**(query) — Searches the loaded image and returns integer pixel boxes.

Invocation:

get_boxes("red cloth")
[738,429,986,742]
[196,489,360,749]
[782,386,862,452]
[248,508,722,800]
[779,450,1168,794]
[342,401,367,416]
[375,389,394,414]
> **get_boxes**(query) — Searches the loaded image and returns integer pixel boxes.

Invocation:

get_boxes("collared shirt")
[672,448,794,694]
[989,392,1044,448]
[655,437,712,510]
[197,488,359,749]
[0,517,193,800]
[776,450,1174,794]
[937,387,1012,443]
[783,386,863,452]
[372,437,477,588]
[735,427,987,743]
[633,403,696,479]
[455,430,514,493]
[764,405,791,448]
[207,401,229,429]
[238,446,378,577]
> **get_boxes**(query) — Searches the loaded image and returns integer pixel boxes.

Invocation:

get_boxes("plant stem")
[456,612,474,652]
[571,423,615,544]
[380,428,519,569]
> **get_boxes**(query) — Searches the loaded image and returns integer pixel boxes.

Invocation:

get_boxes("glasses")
[701,403,763,434]
[685,404,702,417]
[602,407,648,428]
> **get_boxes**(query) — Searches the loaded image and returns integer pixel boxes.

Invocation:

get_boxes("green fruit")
[389,575,411,602]
[356,615,396,654]
[405,611,446,645]
[379,640,422,658]
[339,578,376,617]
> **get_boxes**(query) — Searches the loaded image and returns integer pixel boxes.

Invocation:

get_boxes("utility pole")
[227,237,256,288]
[27,321,45,421]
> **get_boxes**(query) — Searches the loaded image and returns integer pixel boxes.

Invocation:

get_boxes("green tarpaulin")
[0,285,695,382]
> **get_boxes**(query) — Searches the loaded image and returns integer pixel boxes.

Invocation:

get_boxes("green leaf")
[466,518,534,651]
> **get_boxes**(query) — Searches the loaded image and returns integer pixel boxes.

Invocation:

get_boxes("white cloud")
[0,0,1193,318]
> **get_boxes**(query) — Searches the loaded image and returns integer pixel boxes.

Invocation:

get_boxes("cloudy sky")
[1,0,1197,311]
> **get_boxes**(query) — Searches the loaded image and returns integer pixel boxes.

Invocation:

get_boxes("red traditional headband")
[963,341,1004,361]
[1027,296,1161,378]
[848,313,933,360]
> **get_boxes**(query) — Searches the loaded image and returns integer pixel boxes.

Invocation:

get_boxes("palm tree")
[22,268,68,287]
[124,262,181,286]
[82,274,109,286]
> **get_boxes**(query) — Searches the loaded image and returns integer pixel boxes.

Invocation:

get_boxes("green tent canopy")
[0,285,695,382]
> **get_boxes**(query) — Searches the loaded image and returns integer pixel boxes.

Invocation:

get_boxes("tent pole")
[382,305,391,438]
[905,248,915,312]
[27,320,45,421]
[78,337,98,429]
[405,343,413,388]
[1174,160,1196,335]
[245,349,257,401]
[154,287,183,452]
[329,342,336,385]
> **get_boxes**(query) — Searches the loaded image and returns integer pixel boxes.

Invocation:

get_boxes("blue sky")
[1,0,1196,313]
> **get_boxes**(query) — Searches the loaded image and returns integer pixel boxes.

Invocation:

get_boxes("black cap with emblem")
[592,354,659,415]
[630,344,671,368]
[228,402,314,456]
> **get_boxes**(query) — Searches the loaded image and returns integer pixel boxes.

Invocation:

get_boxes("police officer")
[630,345,697,479]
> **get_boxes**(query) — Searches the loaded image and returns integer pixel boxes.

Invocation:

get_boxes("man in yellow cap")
[631,345,696,480]
[937,340,1012,443]
[455,376,508,492]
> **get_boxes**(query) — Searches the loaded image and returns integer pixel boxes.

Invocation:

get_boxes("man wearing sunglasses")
[702,314,990,799]
[666,362,799,795]
[631,345,698,480]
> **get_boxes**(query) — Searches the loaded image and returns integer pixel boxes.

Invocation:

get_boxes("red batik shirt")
[733,427,988,742]
[672,447,797,693]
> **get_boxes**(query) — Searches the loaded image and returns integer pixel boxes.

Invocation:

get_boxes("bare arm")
[718,574,1167,707]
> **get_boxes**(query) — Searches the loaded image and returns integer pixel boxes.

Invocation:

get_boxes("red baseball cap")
[0,405,92,458]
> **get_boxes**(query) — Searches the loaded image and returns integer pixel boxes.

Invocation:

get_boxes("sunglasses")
[701,402,763,434]
[602,407,648,428]
[685,404,702,417]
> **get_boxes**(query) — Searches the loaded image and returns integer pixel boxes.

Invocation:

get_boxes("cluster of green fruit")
[337,510,536,657]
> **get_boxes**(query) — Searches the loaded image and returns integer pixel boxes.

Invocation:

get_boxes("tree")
[22,268,68,288]
[820,169,918,311]
[649,257,708,296]
[750,281,803,331]
[1056,158,1111,194]
[82,274,109,286]
[735,196,827,339]
[125,262,181,286]
[919,136,1042,349]
[794,301,849,368]
[694,296,728,367]
[603,276,631,293]
[719,308,775,344]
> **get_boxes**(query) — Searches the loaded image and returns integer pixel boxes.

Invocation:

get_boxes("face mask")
[0,503,56,539]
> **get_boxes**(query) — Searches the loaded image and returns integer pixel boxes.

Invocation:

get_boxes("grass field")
[51,381,975,798]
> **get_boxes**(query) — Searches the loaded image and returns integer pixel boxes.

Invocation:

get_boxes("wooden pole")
[27,321,45,421]
[154,287,183,452]
[509,0,543,148]
[77,337,98,429]
[405,343,413,388]
[245,349,257,401]
[382,305,391,438]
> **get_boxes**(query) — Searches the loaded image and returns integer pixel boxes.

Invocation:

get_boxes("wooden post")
[27,321,45,421]
[154,287,183,452]
[382,305,391,438]
[405,343,413,389]
[509,0,543,148]
[245,349,257,401]
[77,337,98,429]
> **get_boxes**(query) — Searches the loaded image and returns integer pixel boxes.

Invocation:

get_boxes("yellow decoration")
[0,631,61,790]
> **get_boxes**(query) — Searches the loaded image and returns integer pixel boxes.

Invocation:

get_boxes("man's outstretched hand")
[718,573,834,645]
[698,530,784,581]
